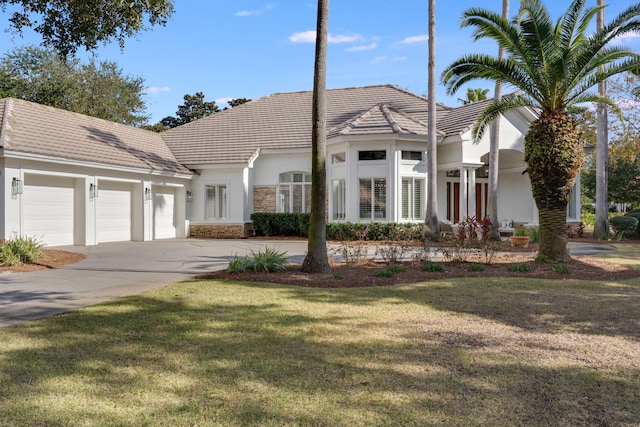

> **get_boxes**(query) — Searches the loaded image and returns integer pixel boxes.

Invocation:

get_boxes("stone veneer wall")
[189,223,253,239]
[253,186,277,213]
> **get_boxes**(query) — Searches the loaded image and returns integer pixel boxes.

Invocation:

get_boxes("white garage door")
[153,186,176,239]
[97,181,132,243]
[23,175,75,246]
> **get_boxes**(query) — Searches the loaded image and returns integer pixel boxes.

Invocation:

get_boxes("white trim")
[3,150,193,179]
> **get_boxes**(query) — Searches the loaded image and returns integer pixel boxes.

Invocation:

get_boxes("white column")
[459,167,468,221]
[467,167,477,219]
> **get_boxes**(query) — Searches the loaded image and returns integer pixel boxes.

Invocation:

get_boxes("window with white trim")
[205,184,227,220]
[402,177,425,220]
[359,178,386,220]
[332,179,346,220]
[277,172,311,213]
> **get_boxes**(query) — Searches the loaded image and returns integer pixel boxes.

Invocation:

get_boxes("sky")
[0,0,638,124]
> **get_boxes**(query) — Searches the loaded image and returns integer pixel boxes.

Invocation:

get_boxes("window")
[401,151,423,161]
[402,177,424,220]
[206,184,227,220]
[359,178,386,220]
[332,179,346,220]
[331,152,346,164]
[358,150,386,161]
[278,172,311,213]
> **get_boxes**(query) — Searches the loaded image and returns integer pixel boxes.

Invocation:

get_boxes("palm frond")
[471,94,535,143]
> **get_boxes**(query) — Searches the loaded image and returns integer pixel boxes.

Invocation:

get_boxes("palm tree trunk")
[488,0,509,241]
[301,0,331,274]
[537,206,570,262]
[593,0,609,239]
[424,0,440,240]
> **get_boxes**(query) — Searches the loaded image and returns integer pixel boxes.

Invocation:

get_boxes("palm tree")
[593,0,609,239]
[301,0,331,274]
[458,87,490,104]
[441,0,640,262]
[424,0,440,240]
[487,0,510,241]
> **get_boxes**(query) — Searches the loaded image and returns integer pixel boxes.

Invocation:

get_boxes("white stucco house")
[0,85,582,246]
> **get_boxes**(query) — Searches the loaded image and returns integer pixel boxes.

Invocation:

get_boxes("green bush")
[374,265,406,277]
[421,261,445,272]
[250,213,310,237]
[226,247,288,273]
[610,215,638,239]
[0,235,44,266]
[509,263,531,272]
[624,212,640,238]
[326,222,423,241]
[468,263,485,272]
[551,264,571,274]
[527,227,540,243]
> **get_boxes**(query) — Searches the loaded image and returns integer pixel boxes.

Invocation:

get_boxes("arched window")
[277,172,311,213]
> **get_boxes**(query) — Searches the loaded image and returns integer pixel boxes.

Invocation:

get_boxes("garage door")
[97,181,132,243]
[153,186,176,239]
[23,175,75,246]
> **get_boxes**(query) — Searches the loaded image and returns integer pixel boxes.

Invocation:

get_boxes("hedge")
[610,215,639,239]
[250,213,310,237]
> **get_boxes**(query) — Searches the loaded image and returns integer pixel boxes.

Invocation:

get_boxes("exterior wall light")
[186,190,193,202]
[11,177,23,198]
[144,187,152,202]
[89,183,98,200]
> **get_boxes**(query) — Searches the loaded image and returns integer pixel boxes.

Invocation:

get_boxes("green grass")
[1,277,640,426]
[591,243,640,268]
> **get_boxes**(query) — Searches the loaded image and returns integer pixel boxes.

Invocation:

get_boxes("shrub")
[0,235,44,266]
[551,264,571,274]
[468,263,485,272]
[252,247,289,272]
[610,215,638,239]
[226,247,288,273]
[527,227,540,243]
[227,254,255,273]
[509,263,531,272]
[624,212,640,238]
[374,265,406,277]
[422,261,445,272]
[250,213,310,237]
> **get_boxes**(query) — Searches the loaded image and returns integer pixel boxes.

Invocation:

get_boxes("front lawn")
[1,276,639,426]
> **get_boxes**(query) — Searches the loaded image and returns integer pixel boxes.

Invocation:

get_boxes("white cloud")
[613,31,640,45]
[236,4,274,17]
[145,86,171,95]
[371,56,407,64]
[289,30,317,43]
[289,31,363,44]
[346,42,377,52]
[398,34,428,44]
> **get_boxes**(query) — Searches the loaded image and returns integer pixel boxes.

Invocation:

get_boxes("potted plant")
[510,227,530,248]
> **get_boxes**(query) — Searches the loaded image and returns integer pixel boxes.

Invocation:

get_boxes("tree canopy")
[228,98,251,108]
[0,46,148,126]
[159,92,219,129]
[458,88,489,105]
[0,0,174,58]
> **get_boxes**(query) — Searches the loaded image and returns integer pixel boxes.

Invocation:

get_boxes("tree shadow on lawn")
[273,276,640,341]
[1,283,639,426]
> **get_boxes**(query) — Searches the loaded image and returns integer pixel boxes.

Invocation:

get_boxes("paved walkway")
[0,239,615,327]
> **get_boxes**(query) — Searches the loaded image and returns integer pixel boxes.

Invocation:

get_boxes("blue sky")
[0,1,638,124]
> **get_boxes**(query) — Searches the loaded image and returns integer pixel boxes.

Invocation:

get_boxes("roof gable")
[162,84,450,165]
[0,98,191,175]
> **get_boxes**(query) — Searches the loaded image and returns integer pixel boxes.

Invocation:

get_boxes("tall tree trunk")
[301,0,331,274]
[593,0,609,239]
[525,110,584,263]
[488,0,509,240]
[424,0,440,240]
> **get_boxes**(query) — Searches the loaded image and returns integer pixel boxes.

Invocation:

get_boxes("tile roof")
[0,98,191,175]
[162,84,463,166]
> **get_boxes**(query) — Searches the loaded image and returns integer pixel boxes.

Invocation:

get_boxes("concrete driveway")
[0,239,308,327]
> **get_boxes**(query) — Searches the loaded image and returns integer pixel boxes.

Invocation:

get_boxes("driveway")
[0,239,308,327]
